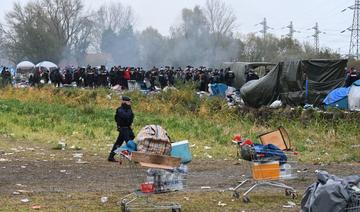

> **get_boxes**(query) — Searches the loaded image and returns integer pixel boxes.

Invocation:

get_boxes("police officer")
[108,96,135,162]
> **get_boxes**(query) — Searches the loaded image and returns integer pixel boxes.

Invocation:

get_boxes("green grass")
[0,86,359,163]
[0,191,301,211]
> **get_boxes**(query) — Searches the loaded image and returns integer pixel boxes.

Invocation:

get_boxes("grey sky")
[0,0,354,55]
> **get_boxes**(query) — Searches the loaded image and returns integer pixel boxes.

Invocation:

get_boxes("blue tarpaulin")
[209,83,228,97]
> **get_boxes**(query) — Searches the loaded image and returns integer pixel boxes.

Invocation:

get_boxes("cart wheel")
[242,196,250,203]
[285,189,291,196]
[291,192,298,199]
[233,191,240,199]
[120,202,130,212]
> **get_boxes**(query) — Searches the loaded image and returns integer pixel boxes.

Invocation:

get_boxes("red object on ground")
[140,183,155,193]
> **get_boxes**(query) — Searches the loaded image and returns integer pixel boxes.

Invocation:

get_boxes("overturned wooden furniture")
[131,152,181,169]
[258,126,291,150]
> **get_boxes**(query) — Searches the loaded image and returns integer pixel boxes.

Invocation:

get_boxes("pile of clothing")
[239,139,287,164]
[301,171,360,212]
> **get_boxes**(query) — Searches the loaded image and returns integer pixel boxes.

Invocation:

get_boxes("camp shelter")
[240,59,347,108]
[348,79,360,111]
[35,61,58,71]
[323,87,350,110]
[222,62,276,89]
[16,61,35,74]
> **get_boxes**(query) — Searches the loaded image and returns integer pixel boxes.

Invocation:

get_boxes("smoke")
[97,2,240,69]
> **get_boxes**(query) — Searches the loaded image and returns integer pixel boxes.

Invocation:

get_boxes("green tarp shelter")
[240,59,347,108]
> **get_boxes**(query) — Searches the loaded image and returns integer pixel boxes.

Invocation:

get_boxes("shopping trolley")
[346,187,360,212]
[232,127,299,203]
[118,151,186,212]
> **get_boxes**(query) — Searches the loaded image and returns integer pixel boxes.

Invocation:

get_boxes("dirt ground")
[0,138,359,211]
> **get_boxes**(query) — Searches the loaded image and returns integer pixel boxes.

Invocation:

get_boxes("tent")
[348,79,360,111]
[323,87,350,110]
[16,61,35,74]
[222,62,276,89]
[35,61,58,71]
[240,59,347,108]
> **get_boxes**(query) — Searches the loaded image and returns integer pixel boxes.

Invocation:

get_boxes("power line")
[257,17,273,40]
[345,0,360,59]
[285,21,300,39]
[311,22,325,54]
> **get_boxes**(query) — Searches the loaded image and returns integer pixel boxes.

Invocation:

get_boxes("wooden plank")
[139,162,174,170]
[132,152,181,168]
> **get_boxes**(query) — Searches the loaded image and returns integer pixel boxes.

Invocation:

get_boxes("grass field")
[0,85,359,163]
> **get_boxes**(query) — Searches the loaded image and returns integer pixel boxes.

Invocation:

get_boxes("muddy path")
[1,146,359,196]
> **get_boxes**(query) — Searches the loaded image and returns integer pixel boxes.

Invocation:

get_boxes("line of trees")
[0,0,341,68]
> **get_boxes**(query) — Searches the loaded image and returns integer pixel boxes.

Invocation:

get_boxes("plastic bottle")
[281,163,292,179]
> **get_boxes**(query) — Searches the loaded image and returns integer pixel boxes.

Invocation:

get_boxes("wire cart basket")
[232,127,300,203]
[118,152,186,212]
[346,188,360,212]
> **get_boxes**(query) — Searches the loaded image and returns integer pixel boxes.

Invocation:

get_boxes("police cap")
[122,96,131,101]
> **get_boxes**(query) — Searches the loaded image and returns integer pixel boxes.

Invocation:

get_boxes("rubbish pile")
[301,171,360,212]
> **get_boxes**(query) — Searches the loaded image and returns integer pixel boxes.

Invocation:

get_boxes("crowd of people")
[1,65,237,92]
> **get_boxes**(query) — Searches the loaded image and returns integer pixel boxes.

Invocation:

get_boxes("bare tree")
[96,2,135,33]
[91,1,135,52]
[1,0,94,64]
[204,0,237,36]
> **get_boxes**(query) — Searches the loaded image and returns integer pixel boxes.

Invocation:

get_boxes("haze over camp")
[0,0,359,211]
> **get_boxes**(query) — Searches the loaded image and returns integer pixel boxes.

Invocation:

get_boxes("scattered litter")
[21,166,26,169]
[4,152,14,156]
[204,153,213,159]
[2,167,6,169]
[17,190,33,194]
[26,148,35,151]
[75,159,89,164]
[269,100,283,109]
[184,197,190,201]
[77,176,82,179]
[12,191,20,195]
[190,144,196,148]
[70,146,82,150]
[0,158,10,162]
[16,184,27,187]
[219,190,225,193]
[57,141,67,150]
[31,205,41,210]
[100,197,108,203]
[21,198,30,203]
[228,187,235,191]
[351,144,360,148]
[283,201,296,208]
[204,146,212,150]
[60,170,66,173]
[73,153,83,158]
[201,186,211,189]
[218,201,227,207]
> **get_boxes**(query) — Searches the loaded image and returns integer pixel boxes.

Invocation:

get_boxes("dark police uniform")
[108,96,135,161]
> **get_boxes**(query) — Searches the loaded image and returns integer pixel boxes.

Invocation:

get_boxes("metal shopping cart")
[118,151,186,212]
[232,127,300,203]
[346,188,360,212]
